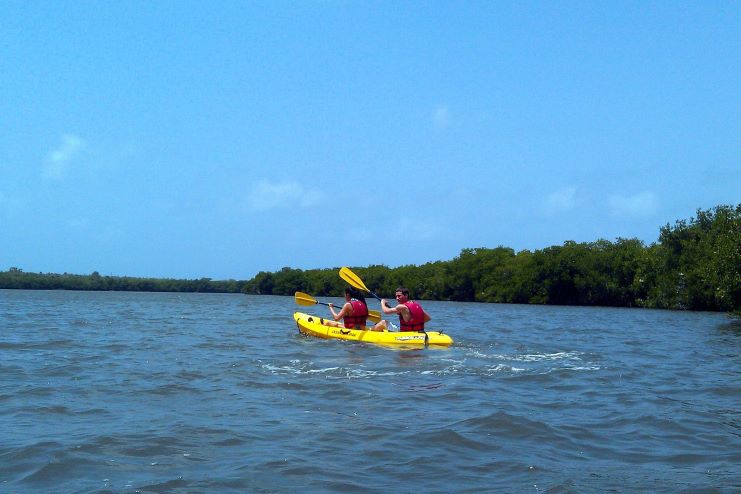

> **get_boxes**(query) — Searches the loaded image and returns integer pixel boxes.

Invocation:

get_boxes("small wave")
[212,437,245,447]
[400,382,446,392]
[464,348,592,363]
[175,369,207,381]
[414,427,492,452]
[34,405,73,415]
[507,351,586,362]
[0,339,76,350]
[0,440,64,463]
[0,364,28,380]
[566,365,601,371]
[135,476,189,493]
[260,362,340,375]
[20,459,84,485]
[141,383,201,396]
[13,385,55,398]
[260,360,413,380]
[103,343,130,352]
[120,435,185,458]
[455,410,560,441]
[485,363,526,374]
[465,350,603,374]
[328,369,408,379]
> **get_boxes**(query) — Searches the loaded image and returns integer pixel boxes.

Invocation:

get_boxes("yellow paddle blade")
[339,266,369,293]
[367,310,382,324]
[294,291,317,306]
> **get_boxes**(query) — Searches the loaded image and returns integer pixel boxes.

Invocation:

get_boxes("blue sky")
[2,2,739,280]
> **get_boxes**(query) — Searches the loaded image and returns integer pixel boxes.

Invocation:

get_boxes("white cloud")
[246,180,325,212]
[432,105,450,129]
[608,191,658,217]
[544,187,577,214]
[42,133,86,180]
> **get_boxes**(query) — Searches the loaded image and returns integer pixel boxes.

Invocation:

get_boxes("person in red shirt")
[323,287,370,329]
[377,287,431,332]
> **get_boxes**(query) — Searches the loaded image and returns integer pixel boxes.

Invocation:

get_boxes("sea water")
[1,290,739,492]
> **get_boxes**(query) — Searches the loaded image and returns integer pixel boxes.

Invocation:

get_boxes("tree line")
[242,204,740,313]
[2,204,738,313]
[0,269,246,294]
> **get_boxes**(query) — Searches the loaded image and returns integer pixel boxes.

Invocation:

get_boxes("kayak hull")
[293,311,453,347]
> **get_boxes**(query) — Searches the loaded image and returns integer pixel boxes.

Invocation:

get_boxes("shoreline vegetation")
[2,204,739,314]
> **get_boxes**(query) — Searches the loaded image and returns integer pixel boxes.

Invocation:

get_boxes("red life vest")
[399,301,426,331]
[343,299,368,328]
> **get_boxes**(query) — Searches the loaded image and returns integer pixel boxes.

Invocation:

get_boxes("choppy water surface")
[1,289,739,493]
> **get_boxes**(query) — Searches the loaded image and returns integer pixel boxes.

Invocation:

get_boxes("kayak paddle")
[338,266,382,301]
[294,291,382,323]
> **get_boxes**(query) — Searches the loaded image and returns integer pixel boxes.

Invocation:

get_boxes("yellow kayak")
[293,311,453,347]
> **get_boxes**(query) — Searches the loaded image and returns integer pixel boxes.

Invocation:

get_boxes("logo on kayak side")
[330,329,356,336]
[394,335,425,341]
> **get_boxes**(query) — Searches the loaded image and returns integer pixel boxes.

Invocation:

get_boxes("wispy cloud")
[42,133,86,180]
[432,105,450,130]
[246,180,325,212]
[544,187,577,215]
[608,191,658,217]
[394,218,443,241]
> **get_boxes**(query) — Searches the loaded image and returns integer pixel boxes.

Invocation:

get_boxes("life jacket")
[343,299,368,328]
[399,301,426,332]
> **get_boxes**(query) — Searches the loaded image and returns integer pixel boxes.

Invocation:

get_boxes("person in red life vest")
[323,287,370,329]
[377,287,431,332]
